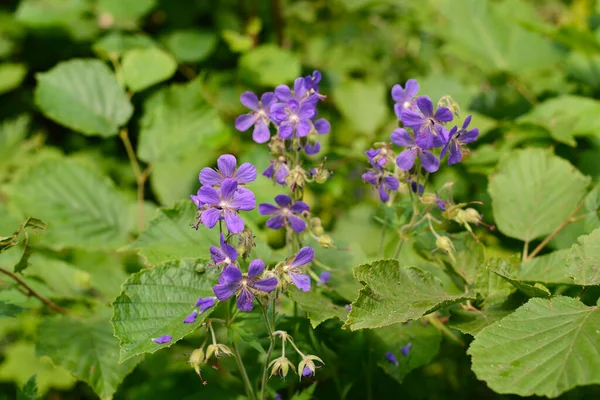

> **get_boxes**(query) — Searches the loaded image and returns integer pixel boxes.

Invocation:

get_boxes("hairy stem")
[119,128,149,234]
[232,340,256,400]
[0,266,69,314]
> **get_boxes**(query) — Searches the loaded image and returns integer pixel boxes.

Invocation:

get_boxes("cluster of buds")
[308,217,334,249]
[270,331,323,380]
[188,322,233,384]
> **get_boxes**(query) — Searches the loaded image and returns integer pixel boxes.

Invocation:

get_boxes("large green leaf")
[36,311,143,400]
[488,256,551,298]
[469,296,600,398]
[334,80,387,135]
[126,201,217,265]
[239,44,301,87]
[567,228,600,286]
[344,259,474,330]
[517,249,573,284]
[112,259,218,362]
[287,287,348,328]
[122,48,177,92]
[8,157,129,250]
[162,29,217,63]
[35,59,132,137]
[488,148,590,242]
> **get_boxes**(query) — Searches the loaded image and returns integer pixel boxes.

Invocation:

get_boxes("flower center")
[224,257,231,264]
[281,207,290,215]
[403,100,411,109]
[241,279,248,287]
[219,200,228,208]
[290,114,299,123]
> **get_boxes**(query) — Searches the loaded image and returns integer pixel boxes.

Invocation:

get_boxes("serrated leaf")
[37,311,142,400]
[112,259,218,362]
[127,201,217,265]
[122,48,177,92]
[344,259,474,330]
[287,287,348,328]
[8,157,129,250]
[450,303,514,336]
[334,80,387,135]
[17,374,38,400]
[0,300,28,318]
[468,296,600,398]
[517,249,573,284]
[567,228,600,286]
[489,257,551,298]
[35,59,132,137]
[239,44,301,87]
[162,29,217,63]
[488,148,590,242]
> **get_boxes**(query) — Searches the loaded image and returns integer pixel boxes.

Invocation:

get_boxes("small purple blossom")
[210,233,238,267]
[345,304,352,311]
[235,92,277,143]
[196,178,256,234]
[365,143,394,169]
[283,247,314,292]
[362,169,399,203]
[151,335,172,344]
[263,158,290,185]
[436,197,447,211]
[199,154,257,187]
[385,351,399,366]
[270,99,317,139]
[401,343,412,357]
[196,296,216,312]
[183,310,198,324]
[304,70,323,96]
[302,365,314,377]
[440,116,479,165]
[319,271,331,285]
[391,128,440,173]
[212,261,278,312]
[258,194,309,232]
[275,394,282,400]
[304,141,321,155]
[400,96,452,150]
[392,79,420,118]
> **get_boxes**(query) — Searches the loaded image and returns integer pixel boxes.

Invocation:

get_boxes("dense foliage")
[2,0,600,399]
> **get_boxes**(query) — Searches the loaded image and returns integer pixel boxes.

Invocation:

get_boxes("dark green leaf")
[0,300,28,318]
[287,287,348,328]
[16,375,37,400]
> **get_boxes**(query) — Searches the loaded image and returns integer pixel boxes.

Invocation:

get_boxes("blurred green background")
[2,0,600,398]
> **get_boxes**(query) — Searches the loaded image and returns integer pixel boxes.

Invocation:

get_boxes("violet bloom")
[365,144,393,169]
[213,261,278,312]
[151,335,172,344]
[270,99,317,139]
[401,343,412,357]
[199,154,257,188]
[210,233,238,267]
[345,304,352,311]
[259,195,310,232]
[183,310,198,324]
[319,271,331,285]
[392,79,419,118]
[385,351,399,366]
[305,141,321,155]
[197,178,256,234]
[190,188,203,208]
[235,91,277,143]
[263,158,290,185]
[400,96,453,150]
[440,116,479,165]
[362,169,399,203]
[391,128,440,173]
[304,70,323,95]
[196,296,216,312]
[275,77,311,103]
[282,247,314,292]
[302,365,314,377]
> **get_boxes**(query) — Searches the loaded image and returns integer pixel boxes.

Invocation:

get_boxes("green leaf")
[97,0,155,21]
[490,264,551,298]
[0,63,27,94]
[450,303,514,336]
[517,249,573,284]
[344,259,474,330]
[93,32,157,57]
[8,157,129,250]
[0,114,30,165]
[468,296,600,398]
[287,287,348,328]
[334,80,387,135]
[567,228,600,286]
[474,259,516,306]
[488,148,590,242]
[291,384,317,400]
[0,300,28,318]
[122,48,177,92]
[17,375,37,400]
[239,44,301,87]
[162,30,217,63]
[35,59,133,137]
[126,201,217,265]
[37,311,143,400]
[112,259,218,362]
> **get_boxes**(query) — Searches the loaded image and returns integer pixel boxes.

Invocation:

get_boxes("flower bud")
[421,193,437,205]
[436,236,455,253]
[188,348,205,378]
[464,208,481,224]
[318,235,334,249]
[286,166,306,189]
[298,354,323,380]
[314,168,331,184]
[235,227,256,259]
[269,356,296,378]
[206,344,233,359]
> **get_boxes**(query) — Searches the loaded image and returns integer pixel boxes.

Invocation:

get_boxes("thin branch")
[119,128,149,233]
[0,266,69,315]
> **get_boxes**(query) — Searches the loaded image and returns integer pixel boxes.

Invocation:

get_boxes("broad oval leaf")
[488,148,590,242]
[122,48,177,92]
[567,228,600,286]
[35,59,133,137]
[112,259,218,362]
[469,296,600,398]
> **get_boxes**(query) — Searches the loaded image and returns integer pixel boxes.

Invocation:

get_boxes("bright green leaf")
[163,29,217,63]
[97,0,155,21]
[567,228,600,286]
[334,80,387,135]
[450,303,514,336]
[488,148,590,242]
[112,259,218,362]
[0,300,28,318]
[0,63,27,94]
[490,263,551,298]
[469,296,600,398]
[122,48,177,92]
[93,32,156,58]
[239,44,301,87]
[35,59,133,137]
[517,249,573,284]
[288,287,348,328]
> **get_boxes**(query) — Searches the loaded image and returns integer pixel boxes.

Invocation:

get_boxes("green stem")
[393,237,406,259]
[377,226,387,258]
[260,304,275,400]
[232,340,256,400]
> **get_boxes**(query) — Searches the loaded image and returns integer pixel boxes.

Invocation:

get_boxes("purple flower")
[302,365,314,377]
[263,158,290,185]
[212,261,278,312]
[391,128,440,173]
[235,92,277,143]
[304,70,323,95]
[196,296,216,312]
[304,141,321,155]
[318,271,331,285]
[258,194,310,232]
[401,343,412,357]
[282,247,314,292]
[440,116,479,165]
[400,96,452,150]
[275,77,310,103]
[385,351,398,366]
[365,145,393,169]
[199,154,257,188]
[275,394,282,400]
[151,335,172,344]
[210,233,238,267]
[362,169,399,203]
[270,100,317,139]
[436,197,447,211]
[190,188,203,208]
[197,178,256,234]
[183,310,198,324]
[392,79,419,118]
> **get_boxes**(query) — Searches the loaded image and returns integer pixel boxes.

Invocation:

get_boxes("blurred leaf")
[567,52,600,89]
[0,115,29,165]
[291,384,317,399]
[25,254,91,299]
[35,59,133,137]
[17,375,38,400]
[0,63,27,95]
[37,311,143,400]
[334,80,387,135]
[239,44,301,87]
[112,259,218,362]
[488,148,591,242]
[8,157,129,250]
[93,32,157,57]
[126,201,217,265]
[122,48,177,92]
[163,30,217,63]
[222,30,253,53]
[0,300,28,318]
[344,259,474,330]
[469,297,600,398]
[97,0,156,21]
[567,228,600,286]
[517,249,572,284]
[288,287,348,328]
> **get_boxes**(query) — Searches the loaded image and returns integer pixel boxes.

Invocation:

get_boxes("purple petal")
[304,141,321,155]
[274,85,292,102]
[420,150,440,173]
[396,148,417,171]
[275,164,289,184]
[197,185,220,205]
[236,287,255,312]
[362,170,378,185]
[288,214,306,232]
[261,92,276,107]
[279,122,294,139]
[190,194,203,208]
[404,79,419,98]
[199,168,222,186]
[217,155,237,178]
[240,91,259,110]
[224,210,244,233]
[220,178,238,201]
[401,343,412,357]
[196,296,216,312]
[266,215,285,230]
[399,109,426,128]
[290,272,311,292]
[296,120,312,137]
[391,84,405,103]
[213,281,239,301]
[393,103,404,119]
[269,103,287,123]
[448,142,463,165]
[298,102,316,120]
[390,128,414,147]
[462,115,472,130]
[385,351,399,366]
[302,365,313,377]
[151,335,172,344]
[248,259,265,278]
[378,185,390,203]
[220,233,238,261]
[210,245,226,264]
[250,277,278,292]
[230,190,256,211]
[434,106,453,123]
[416,96,434,117]
[290,201,309,214]
[290,247,315,268]
[258,203,280,215]
[234,163,257,184]
[262,164,274,179]
[274,194,292,207]
[252,120,271,143]
[319,271,331,285]
[183,310,198,324]
[235,113,258,132]
[461,128,479,143]
[383,176,399,190]
[201,208,222,229]
[314,118,330,134]
[220,266,243,283]
[294,77,307,99]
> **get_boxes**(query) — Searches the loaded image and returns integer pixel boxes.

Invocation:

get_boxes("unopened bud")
[464,208,481,224]
[314,168,331,184]
[206,344,233,359]
[269,356,296,378]
[286,166,306,189]
[436,236,455,253]
[236,228,256,259]
[421,193,437,205]
[189,348,205,378]
[318,235,334,249]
